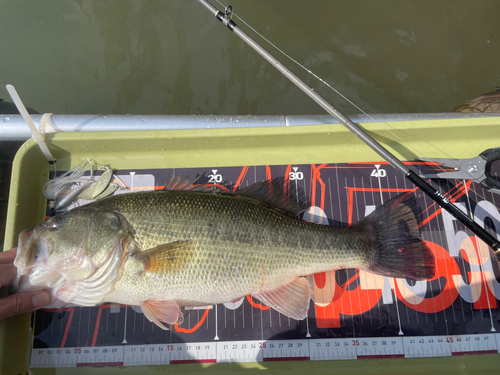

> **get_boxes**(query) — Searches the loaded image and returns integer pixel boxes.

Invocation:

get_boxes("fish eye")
[47,217,62,231]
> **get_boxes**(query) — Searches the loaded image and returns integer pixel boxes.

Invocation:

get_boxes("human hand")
[0,248,51,320]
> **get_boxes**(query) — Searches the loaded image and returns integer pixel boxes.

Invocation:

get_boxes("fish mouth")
[16,229,52,267]
[13,229,34,292]
[19,229,35,250]
[13,229,52,292]
[14,229,37,273]
[19,229,34,247]
[13,227,129,306]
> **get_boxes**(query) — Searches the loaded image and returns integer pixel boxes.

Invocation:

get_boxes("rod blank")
[196,0,500,259]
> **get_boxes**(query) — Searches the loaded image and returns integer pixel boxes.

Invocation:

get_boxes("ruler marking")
[30,165,500,369]
[77,362,124,367]
[32,334,500,368]
[452,350,497,356]
[263,357,309,362]
[357,354,404,359]
[171,359,216,364]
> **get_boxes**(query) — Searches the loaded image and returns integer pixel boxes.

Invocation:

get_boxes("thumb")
[0,290,52,321]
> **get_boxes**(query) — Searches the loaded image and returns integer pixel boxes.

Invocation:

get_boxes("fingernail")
[32,291,51,308]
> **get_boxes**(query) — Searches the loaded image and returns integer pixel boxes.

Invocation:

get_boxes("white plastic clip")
[6,84,56,163]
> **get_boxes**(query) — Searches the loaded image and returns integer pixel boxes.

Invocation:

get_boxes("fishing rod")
[196,0,500,261]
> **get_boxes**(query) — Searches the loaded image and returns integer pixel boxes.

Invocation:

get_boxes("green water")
[0,0,499,115]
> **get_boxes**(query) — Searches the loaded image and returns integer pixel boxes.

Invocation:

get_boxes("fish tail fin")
[356,192,435,280]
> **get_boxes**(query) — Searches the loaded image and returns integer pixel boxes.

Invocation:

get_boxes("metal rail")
[0,113,496,141]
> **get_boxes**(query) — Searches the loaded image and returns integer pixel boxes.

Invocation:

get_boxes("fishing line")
[213,0,462,173]
[198,0,500,257]
[212,0,498,225]
[211,1,483,244]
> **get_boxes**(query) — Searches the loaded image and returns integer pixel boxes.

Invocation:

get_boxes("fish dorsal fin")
[236,177,309,217]
[134,240,193,273]
[163,175,309,217]
[252,276,311,320]
[163,175,220,192]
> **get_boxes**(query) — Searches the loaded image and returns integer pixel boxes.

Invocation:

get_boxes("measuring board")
[30,162,500,368]
[32,334,500,367]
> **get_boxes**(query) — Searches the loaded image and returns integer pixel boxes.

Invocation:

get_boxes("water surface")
[0,0,498,115]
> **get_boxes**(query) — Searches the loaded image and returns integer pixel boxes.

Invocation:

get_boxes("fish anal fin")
[253,277,310,320]
[140,300,184,330]
[134,241,193,273]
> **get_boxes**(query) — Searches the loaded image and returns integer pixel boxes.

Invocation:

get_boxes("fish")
[13,177,435,330]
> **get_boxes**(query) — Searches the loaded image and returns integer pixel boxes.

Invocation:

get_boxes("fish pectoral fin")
[140,300,184,330]
[133,240,193,273]
[253,277,311,321]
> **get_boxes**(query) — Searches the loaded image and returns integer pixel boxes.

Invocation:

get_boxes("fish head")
[14,207,135,307]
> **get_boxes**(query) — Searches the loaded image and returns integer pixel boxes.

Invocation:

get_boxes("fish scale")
[99,190,370,306]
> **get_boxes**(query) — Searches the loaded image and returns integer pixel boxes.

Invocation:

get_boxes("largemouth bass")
[14,177,434,329]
